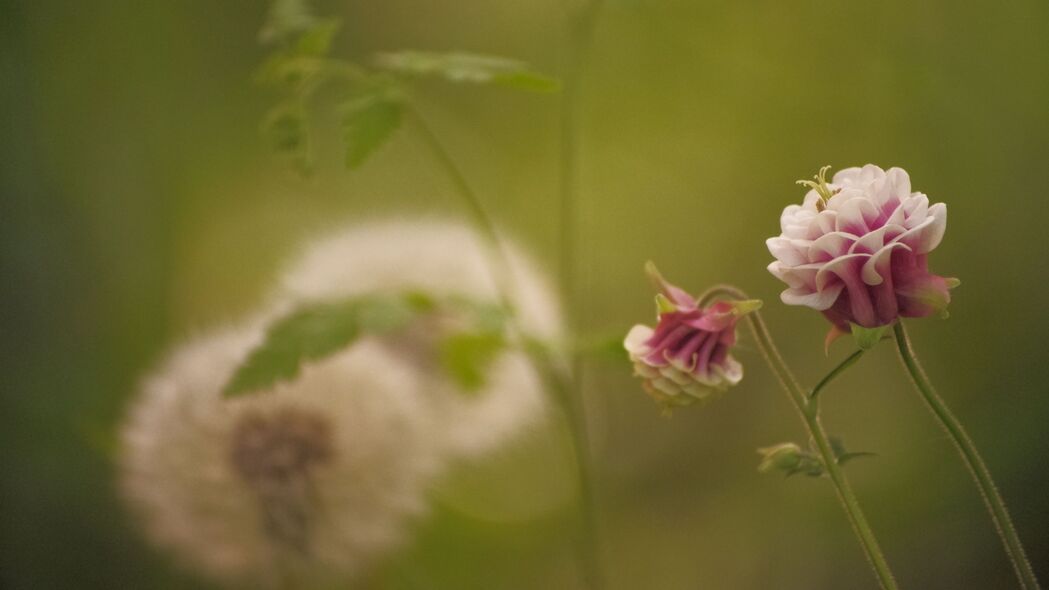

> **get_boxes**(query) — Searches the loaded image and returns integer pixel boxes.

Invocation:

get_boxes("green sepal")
[850,323,889,351]
[654,293,677,315]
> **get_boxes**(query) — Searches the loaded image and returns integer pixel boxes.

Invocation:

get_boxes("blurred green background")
[3,0,1049,588]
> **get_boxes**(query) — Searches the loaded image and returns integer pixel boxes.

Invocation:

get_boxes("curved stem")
[410,107,604,589]
[810,349,865,401]
[409,109,514,310]
[699,286,899,590]
[893,322,1040,590]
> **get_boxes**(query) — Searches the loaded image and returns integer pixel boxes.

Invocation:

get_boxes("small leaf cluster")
[224,292,513,398]
[256,0,556,173]
[758,437,875,478]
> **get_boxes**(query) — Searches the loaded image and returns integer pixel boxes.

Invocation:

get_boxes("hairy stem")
[699,286,899,590]
[893,322,1040,590]
[810,349,865,403]
[410,107,603,589]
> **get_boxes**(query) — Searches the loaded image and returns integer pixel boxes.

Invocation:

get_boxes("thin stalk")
[557,1,607,588]
[810,349,865,402]
[893,322,1040,590]
[410,107,604,589]
[699,286,899,590]
[409,109,514,309]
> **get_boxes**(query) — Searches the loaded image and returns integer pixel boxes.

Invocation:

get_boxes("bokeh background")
[3,0,1049,588]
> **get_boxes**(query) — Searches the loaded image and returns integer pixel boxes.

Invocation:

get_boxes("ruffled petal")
[861,242,910,286]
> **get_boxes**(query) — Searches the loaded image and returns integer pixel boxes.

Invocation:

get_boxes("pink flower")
[767,165,959,340]
[624,264,759,409]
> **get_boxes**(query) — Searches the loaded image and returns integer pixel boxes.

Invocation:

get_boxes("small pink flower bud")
[767,165,959,342]
[624,263,759,409]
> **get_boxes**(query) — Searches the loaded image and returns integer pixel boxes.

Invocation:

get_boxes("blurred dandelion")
[276,219,563,459]
[120,326,442,586]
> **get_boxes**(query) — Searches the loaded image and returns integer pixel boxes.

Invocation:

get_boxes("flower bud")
[624,263,759,410]
[757,442,823,477]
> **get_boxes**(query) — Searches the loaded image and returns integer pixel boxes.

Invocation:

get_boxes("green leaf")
[827,435,877,466]
[261,102,307,152]
[374,50,559,92]
[294,18,341,57]
[340,90,404,168]
[259,0,320,44]
[439,332,506,393]
[224,295,427,397]
[260,101,312,174]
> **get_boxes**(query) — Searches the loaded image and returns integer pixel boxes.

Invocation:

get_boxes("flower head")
[624,263,759,410]
[277,219,562,459]
[767,165,959,341]
[120,326,442,586]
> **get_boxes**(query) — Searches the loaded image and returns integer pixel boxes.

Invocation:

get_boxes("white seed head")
[276,219,563,459]
[119,325,442,586]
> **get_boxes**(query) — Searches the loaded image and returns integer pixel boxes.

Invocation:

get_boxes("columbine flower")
[120,327,442,586]
[277,219,562,459]
[624,263,760,410]
[767,165,959,341]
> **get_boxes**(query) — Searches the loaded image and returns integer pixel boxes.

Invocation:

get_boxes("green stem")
[557,2,606,588]
[810,349,865,402]
[410,107,604,589]
[892,322,1040,590]
[699,286,899,590]
[409,109,514,308]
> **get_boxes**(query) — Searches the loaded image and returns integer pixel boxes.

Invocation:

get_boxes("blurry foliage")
[255,0,555,173]
[5,0,1049,588]
[225,292,513,397]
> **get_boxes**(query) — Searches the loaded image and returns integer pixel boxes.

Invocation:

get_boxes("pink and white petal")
[781,283,844,311]
[767,237,809,266]
[832,166,864,186]
[815,253,868,291]
[624,325,654,355]
[809,231,857,261]
[903,194,929,226]
[780,205,803,232]
[891,215,936,251]
[885,167,912,201]
[770,262,821,289]
[835,197,880,235]
[861,242,910,286]
[850,225,889,255]
[917,202,947,253]
[815,210,839,235]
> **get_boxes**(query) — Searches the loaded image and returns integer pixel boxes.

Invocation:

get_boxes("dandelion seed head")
[120,325,441,585]
[276,219,562,459]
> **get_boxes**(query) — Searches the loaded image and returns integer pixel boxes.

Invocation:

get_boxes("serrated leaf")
[340,91,404,168]
[374,50,558,92]
[224,295,426,397]
[439,332,506,393]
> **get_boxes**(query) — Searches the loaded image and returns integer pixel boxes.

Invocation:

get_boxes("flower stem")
[810,349,865,402]
[557,1,607,588]
[892,322,1040,590]
[409,108,514,309]
[699,286,899,590]
[410,107,604,589]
